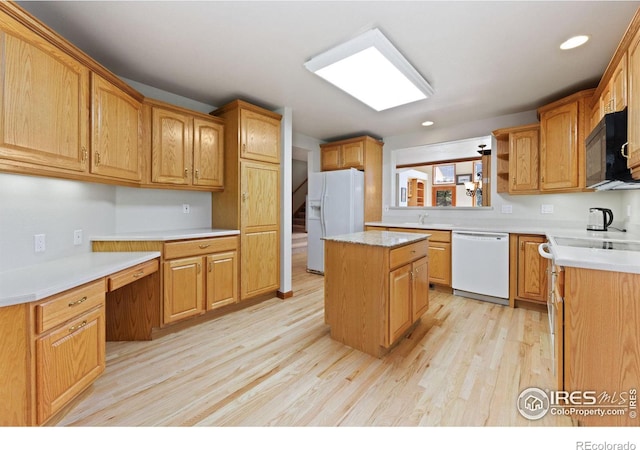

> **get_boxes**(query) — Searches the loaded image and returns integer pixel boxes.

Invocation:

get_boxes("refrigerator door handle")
[320,175,327,238]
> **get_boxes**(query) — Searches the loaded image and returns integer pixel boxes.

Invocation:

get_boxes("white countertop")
[0,252,161,307]
[324,230,430,248]
[367,220,640,274]
[91,228,239,241]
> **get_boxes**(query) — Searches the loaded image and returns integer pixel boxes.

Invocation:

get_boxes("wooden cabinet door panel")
[241,161,280,230]
[241,231,279,300]
[412,257,429,321]
[612,55,627,112]
[320,145,341,171]
[517,235,548,303]
[428,242,451,286]
[628,29,640,174]
[240,109,280,164]
[36,306,105,425]
[509,129,539,192]
[206,251,238,311]
[540,102,579,190]
[151,107,192,185]
[0,29,89,171]
[341,141,364,169]
[388,264,412,345]
[91,74,142,181]
[163,257,203,324]
[193,117,223,188]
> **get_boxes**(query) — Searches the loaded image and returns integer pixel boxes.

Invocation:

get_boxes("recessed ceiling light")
[304,28,434,111]
[421,120,434,127]
[560,35,589,50]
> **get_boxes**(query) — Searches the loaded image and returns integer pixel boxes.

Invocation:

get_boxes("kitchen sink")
[554,237,640,251]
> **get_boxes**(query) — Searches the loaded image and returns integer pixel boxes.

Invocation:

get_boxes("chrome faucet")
[418,213,428,225]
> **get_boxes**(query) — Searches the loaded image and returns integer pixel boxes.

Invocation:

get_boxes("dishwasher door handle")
[453,231,508,240]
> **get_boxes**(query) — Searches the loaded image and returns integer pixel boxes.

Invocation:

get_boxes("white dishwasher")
[451,231,510,305]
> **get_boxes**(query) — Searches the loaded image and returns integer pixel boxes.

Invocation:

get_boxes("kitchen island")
[323,230,430,358]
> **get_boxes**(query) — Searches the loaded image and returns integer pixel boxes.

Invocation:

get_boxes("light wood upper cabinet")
[319,135,383,222]
[509,126,539,193]
[320,139,366,171]
[240,108,280,164]
[628,24,640,176]
[538,89,593,192]
[147,99,224,190]
[91,73,142,182]
[151,105,193,185]
[0,16,89,173]
[193,117,224,187]
[320,143,341,171]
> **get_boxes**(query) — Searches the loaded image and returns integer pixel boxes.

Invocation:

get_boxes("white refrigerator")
[306,168,364,274]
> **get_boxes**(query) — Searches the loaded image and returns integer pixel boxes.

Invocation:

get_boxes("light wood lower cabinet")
[94,236,240,327]
[557,267,640,427]
[163,256,204,324]
[36,306,105,425]
[514,234,548,304]
[324,237,429,357]
[0,280,107,426]
[390,227,451,288]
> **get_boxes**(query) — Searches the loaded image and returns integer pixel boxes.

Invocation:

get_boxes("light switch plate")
[541,204,554,214]
[501,205,512,214]
[74,229,83,246]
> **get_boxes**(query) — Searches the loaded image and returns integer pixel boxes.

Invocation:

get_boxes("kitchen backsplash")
[0,173,212,272]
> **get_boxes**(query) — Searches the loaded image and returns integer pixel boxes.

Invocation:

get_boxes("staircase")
[293,202,306,233]
[292,202,307,254]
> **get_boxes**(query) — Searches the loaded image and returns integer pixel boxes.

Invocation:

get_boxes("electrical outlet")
[74,229,83,246]
[182,204,190,214]
[541,204,554,214]
[34,234,45,253]
[501,205,512,214]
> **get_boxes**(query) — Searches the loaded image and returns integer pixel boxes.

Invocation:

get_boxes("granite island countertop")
[323,230,430,248]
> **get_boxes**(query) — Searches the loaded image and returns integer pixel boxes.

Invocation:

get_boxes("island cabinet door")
[388,264,413,346]
[412,257,429,321]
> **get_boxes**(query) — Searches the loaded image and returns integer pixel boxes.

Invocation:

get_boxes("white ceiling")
[18,1,640,143]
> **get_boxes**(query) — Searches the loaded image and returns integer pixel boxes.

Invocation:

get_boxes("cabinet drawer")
[164,236,238,260]
[389,240,428,269]
[392,228,451,243]
[35,280,105,334]
[107,259,159,292]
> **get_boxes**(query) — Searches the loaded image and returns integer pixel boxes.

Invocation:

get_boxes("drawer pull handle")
[199,244,211,249]
[68,296,87,307]
[411,250,416,254]
[133,270,145,278]
[69,320,87,333]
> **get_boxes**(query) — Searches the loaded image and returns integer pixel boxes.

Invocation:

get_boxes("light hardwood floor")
[52,251,572,427]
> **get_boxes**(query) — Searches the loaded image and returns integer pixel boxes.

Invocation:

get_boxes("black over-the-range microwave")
[585,108,640,190]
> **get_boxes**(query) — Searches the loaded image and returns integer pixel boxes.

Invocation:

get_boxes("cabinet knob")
[184,168,189,177]
[199,244,210,249]
[95,152,101,166]
[195,169,199,179]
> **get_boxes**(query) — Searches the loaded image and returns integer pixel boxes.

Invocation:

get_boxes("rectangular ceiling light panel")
[304,28,434,111]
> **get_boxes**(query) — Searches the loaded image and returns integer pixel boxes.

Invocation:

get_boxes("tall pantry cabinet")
[211,100,282,301]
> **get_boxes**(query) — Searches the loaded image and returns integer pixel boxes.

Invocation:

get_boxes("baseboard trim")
[277,290,293,299]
